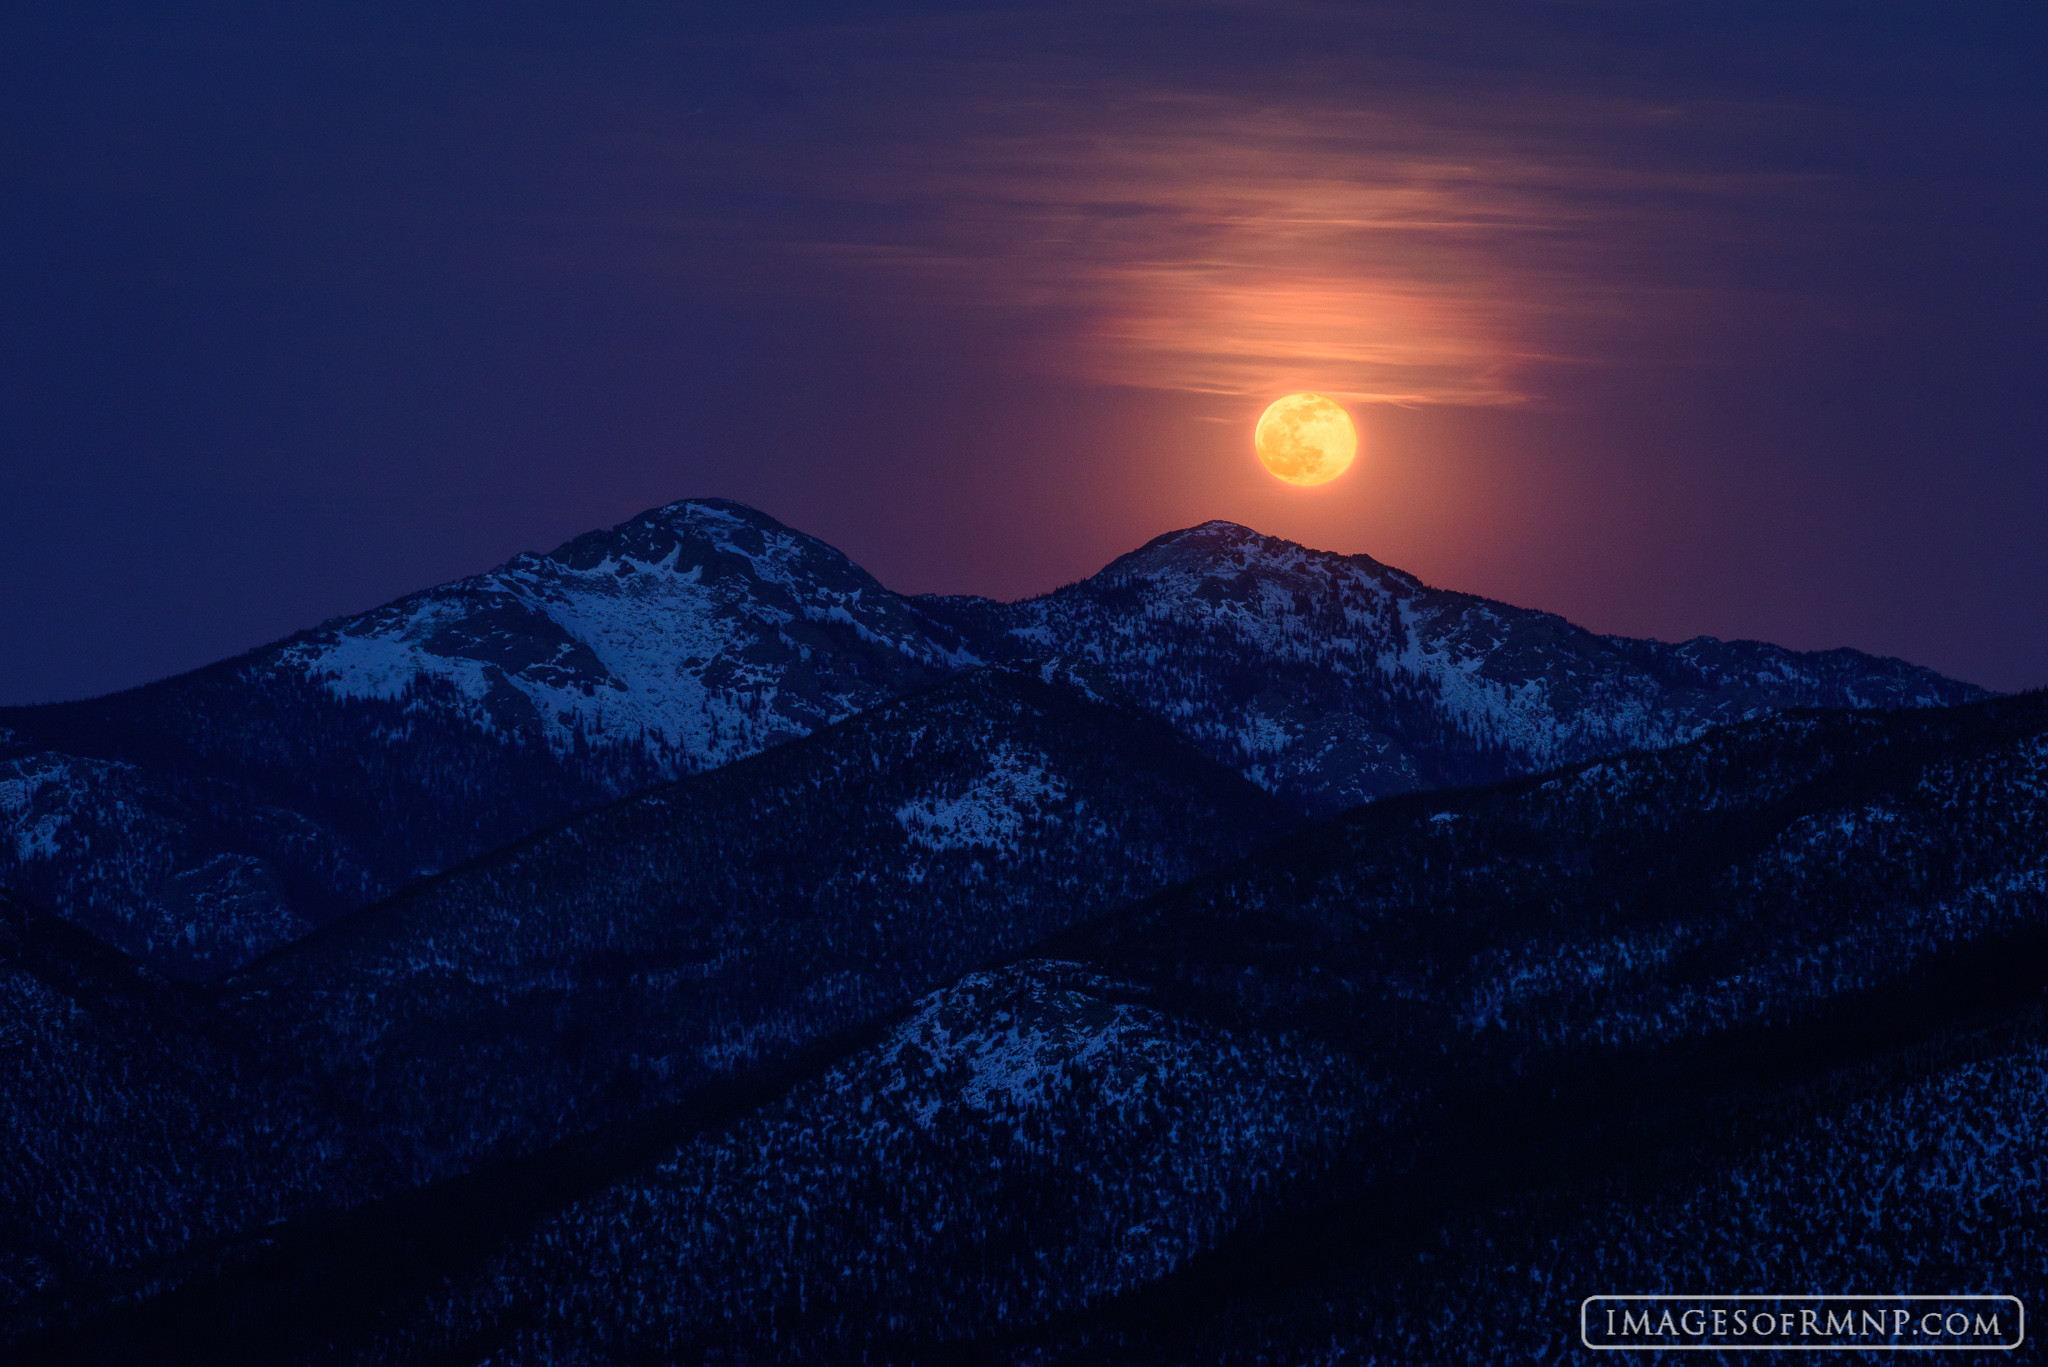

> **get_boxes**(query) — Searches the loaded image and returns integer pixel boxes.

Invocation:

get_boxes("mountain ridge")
[0,497,1989,974]
[0,663,1297,1336]
[19,688,2034,1362]
[927,515,1986,809]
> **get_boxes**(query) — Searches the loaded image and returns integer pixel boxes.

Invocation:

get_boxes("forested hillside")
[13,689,2038,1363]
[0,665,1295,1350]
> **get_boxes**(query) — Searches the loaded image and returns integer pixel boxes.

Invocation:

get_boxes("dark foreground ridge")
[6,689,2039,1362]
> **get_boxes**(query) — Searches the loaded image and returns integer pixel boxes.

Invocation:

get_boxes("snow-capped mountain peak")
[935,517,1988,814]
[270,498,982,769]
[0,497,1990,974]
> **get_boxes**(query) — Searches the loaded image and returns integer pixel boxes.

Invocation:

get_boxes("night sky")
[4,1,2045,705]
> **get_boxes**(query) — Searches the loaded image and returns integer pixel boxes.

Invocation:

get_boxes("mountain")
[231,665,1296,1190]
[932,520,1990,813]
[0,665,1296,1345]
[332,957,1374,1365]
[0,500,1987,976]
[0,500,980,976]
[375,690,2048,1362]
[13,687,2042,1364]
[264,497,979,759]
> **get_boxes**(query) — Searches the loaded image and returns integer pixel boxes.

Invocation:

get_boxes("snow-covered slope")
[361,960,1371,1363]
[0,500,984,971]
[0,501,1990,972]
[929,521,1990,813]
[269,498,979,765]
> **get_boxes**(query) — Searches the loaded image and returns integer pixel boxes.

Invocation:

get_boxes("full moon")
[1254,393,1357,486]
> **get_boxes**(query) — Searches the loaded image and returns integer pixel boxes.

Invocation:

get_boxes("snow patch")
[265,500,985,778]
[874,965,1167,1124]
[894,745,1067,851]
[1,754,136,863]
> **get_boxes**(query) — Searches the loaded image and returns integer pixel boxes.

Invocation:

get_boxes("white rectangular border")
[1579,1295,2025,1352]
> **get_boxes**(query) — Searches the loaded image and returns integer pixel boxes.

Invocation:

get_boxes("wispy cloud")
[520,28,1819,411]
[734,86,1784,408]
[940,103,1562,403]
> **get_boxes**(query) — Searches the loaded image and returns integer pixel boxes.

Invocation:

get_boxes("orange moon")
[1254,393,1357,486]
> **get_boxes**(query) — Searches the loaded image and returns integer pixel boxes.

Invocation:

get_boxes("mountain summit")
[0,499,1986,973]
[273,498,980,760]
[933,518,1984,811]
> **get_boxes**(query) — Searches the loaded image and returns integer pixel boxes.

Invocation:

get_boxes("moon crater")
[1254,393,1357,486]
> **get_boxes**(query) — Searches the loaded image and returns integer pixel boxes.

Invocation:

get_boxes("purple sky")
[4,1,2046,703]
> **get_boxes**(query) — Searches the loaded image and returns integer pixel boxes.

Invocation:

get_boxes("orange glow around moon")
[1254,393,1357,486]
